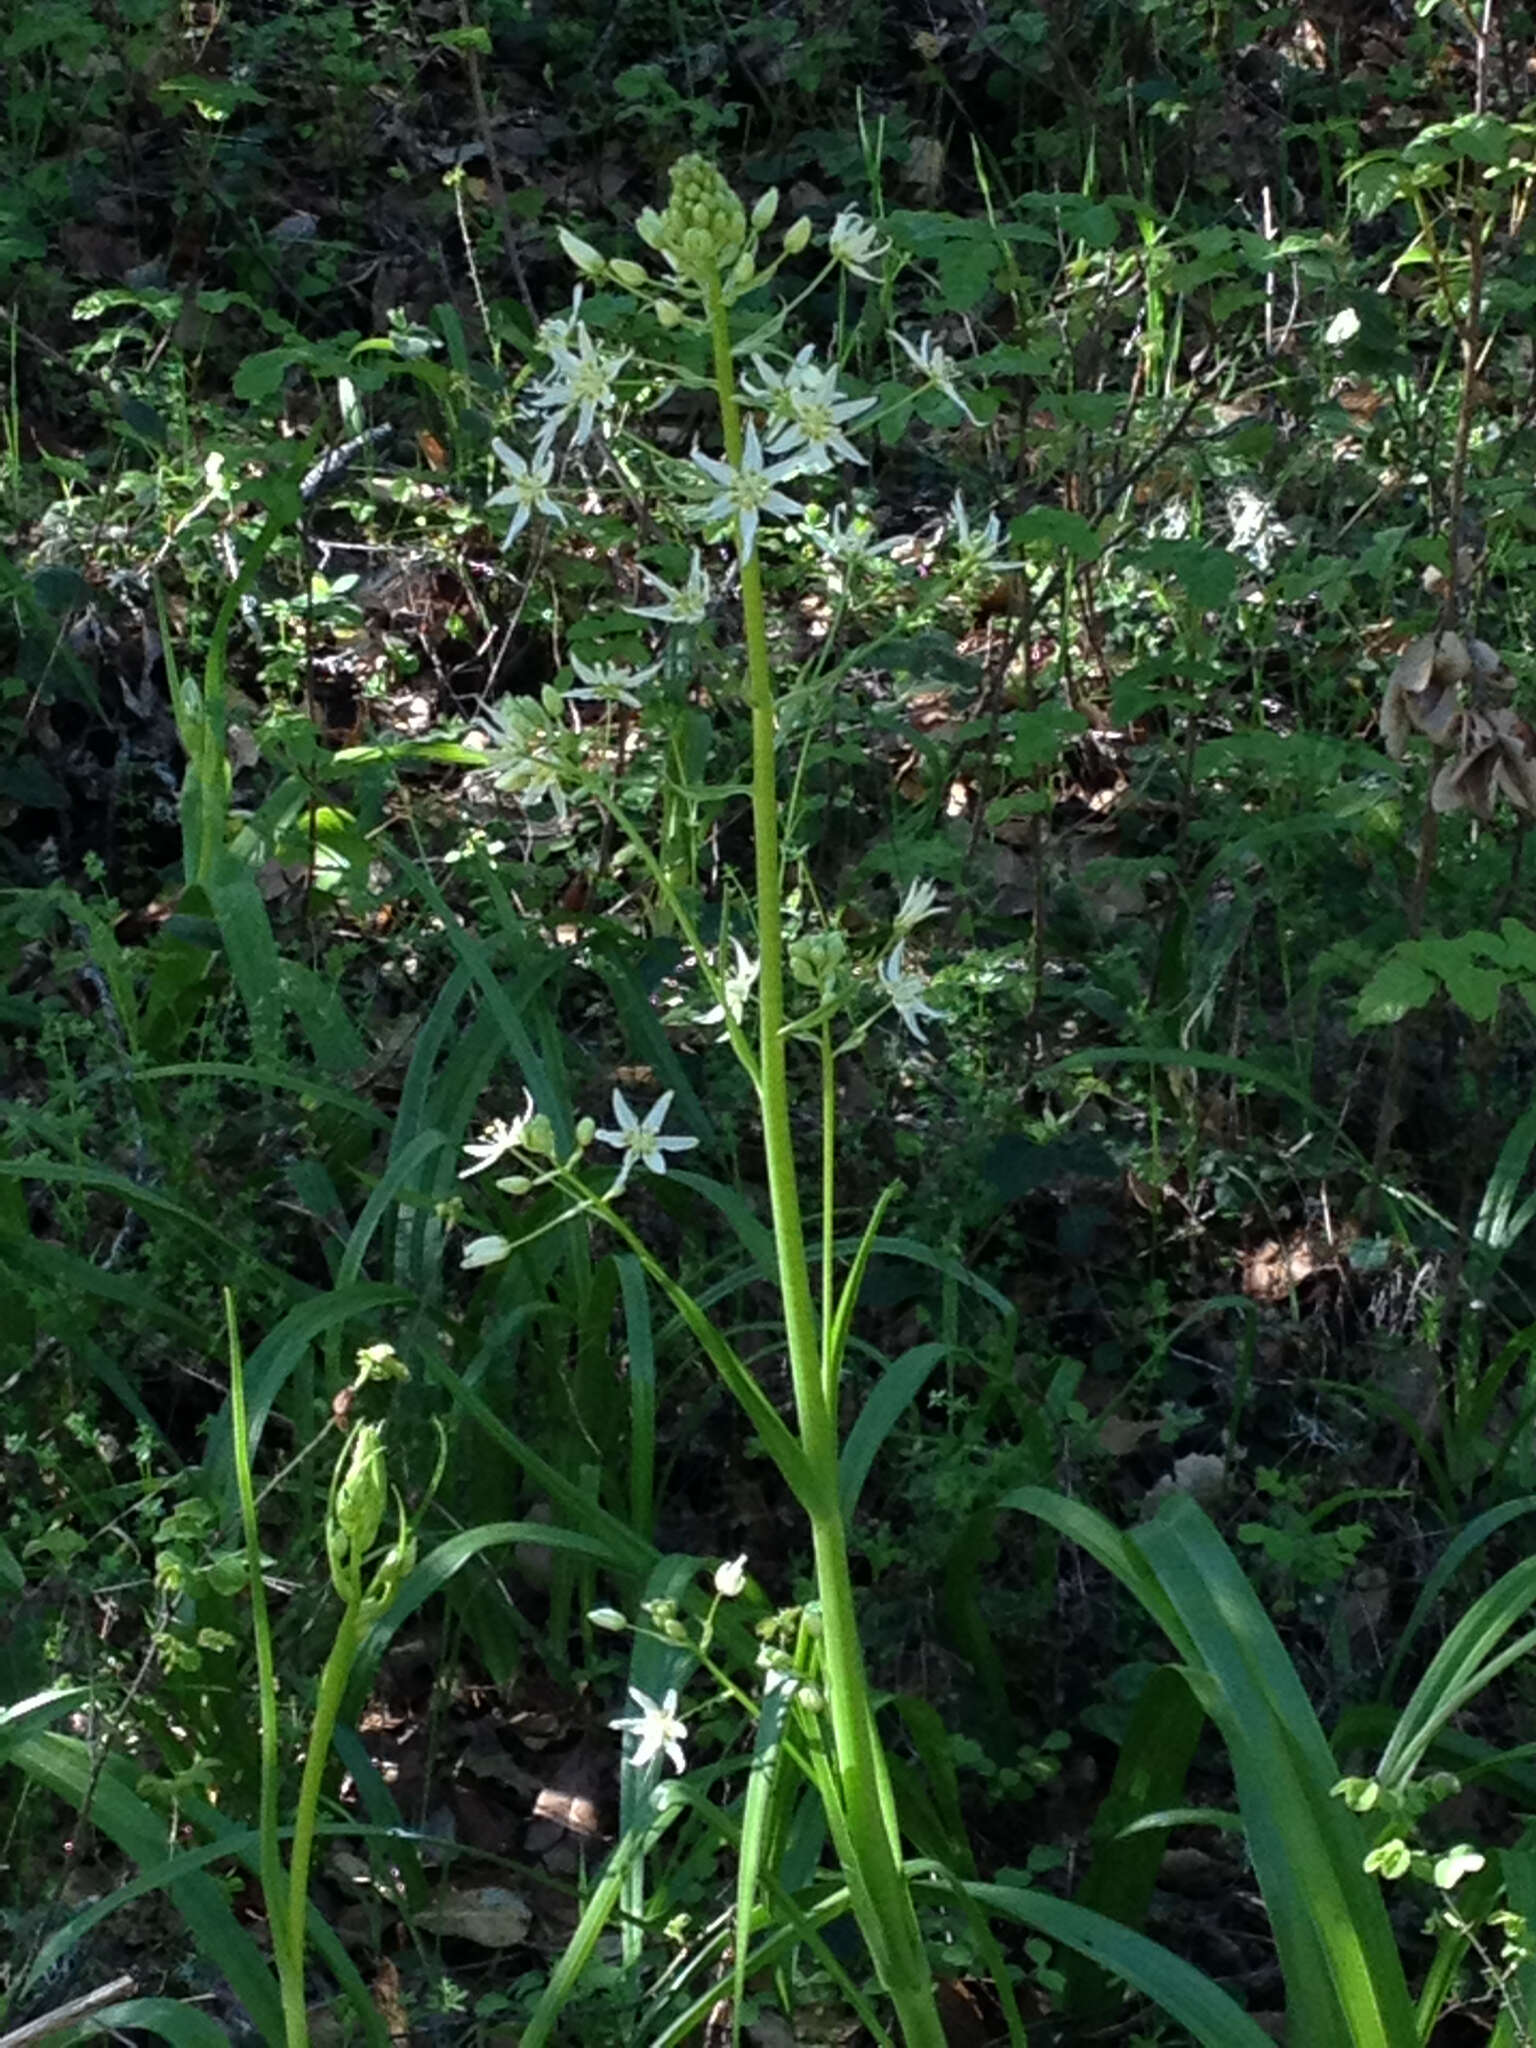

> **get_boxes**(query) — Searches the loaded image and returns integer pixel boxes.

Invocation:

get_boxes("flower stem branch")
[703,268,946,2048]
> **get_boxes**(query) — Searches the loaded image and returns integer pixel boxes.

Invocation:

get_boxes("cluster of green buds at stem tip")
[649,154,747,284]
[326,1422,416,1618]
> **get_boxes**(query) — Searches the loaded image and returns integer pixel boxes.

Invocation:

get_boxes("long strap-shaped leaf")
[1133,1497,1417,2048]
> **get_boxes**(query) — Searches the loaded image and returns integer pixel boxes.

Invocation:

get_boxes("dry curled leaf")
[1432,707,1536,819]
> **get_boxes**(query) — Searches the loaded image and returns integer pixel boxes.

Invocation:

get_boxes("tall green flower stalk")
[231,1310,418,2048]
[677,161,946,2048]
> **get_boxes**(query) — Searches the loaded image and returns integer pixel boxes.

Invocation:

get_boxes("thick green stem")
[704,276,944,2048]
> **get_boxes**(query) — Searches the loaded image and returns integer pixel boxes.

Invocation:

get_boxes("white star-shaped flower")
[893,878,943,936]
[690,420,804,562]
[610,1686,688,1774]
[526,322,630,447]
[626,549,713,625]
[488,439,564,547]
[879,942,947,1043]
[948,492,1022,578]
[594,1088,699,1192]
[697,938,759,1028]
[563,653,661,709]
[459,1093,537,1178]
[742,349,874,472]
[828,209,891,281]
[894,329,979,425]
[807,505,900,567]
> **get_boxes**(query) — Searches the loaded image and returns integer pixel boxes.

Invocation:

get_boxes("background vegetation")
[6,0,1536,2042]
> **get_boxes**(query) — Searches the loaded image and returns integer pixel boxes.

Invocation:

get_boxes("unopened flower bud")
[588,1606,629,1632]
[726,250,756,295]
[495,1173,533,1196]
[558,228,607,278]
[794,1684,825,1714]
[782,215,812,256]
[713,1553,748,1598]
[636,208,665,249]
[575,1116,597,1148]
[750,188,778,234]
[654,298,682,329]
[789,930,847,994]
[608,257,650,291]
[801,1604,823,1639]
[330,1424,387,1588]
[662,1617,689,1643]
[523,1114,557,1160]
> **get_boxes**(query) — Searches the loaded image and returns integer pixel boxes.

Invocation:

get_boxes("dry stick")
[456,0,538,327]
[1368,0,1495,1217]
[0,1977,137,2048]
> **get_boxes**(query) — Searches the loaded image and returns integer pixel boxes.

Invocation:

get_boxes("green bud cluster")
[652,155,747,284]
[789,930,848,996]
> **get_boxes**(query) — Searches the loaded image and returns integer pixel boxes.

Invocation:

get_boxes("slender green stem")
[284,1601,364,2021]
[703,272,944,2048]
[821,1025,836,1373]
[228,1294,303,2048]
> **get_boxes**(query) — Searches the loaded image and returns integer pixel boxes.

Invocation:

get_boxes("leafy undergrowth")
[7,1,1536,2044]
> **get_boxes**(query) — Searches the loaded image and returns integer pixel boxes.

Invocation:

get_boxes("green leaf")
[839,1343,946,1522]
[1137,539,1239,610]
[6,1735,283,2042]
[960,1882,1277,2046]
[232,347,302,401]
[90,2000,232,2048]
[1353,947,1437,1029]
[1065,1665,1204,2021]
[1419,935,1505,1025]
[1009,506,1102,561]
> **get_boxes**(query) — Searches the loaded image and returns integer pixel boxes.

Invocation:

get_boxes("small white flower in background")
[563,653,661,710]
[880,941,947,1043]
[460,1093,537,1177]
[488,439,563,548]
[828,208,892,282]
[893,877,943,936]
[610,1686,688,1774]
[461,1234,513,1270]
[479,696,572,818]
[594,1088,700,1192]
[526,322,630,447]
[697,938,759,1027]
[895,329,979,425]
[587,1606,629,1632]
[947,492,1022,579]
[626,549,713,625]
[690,419,804,563]
[535,285,585,357]
[713,1553,749,1598]
[805,505,908,574]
